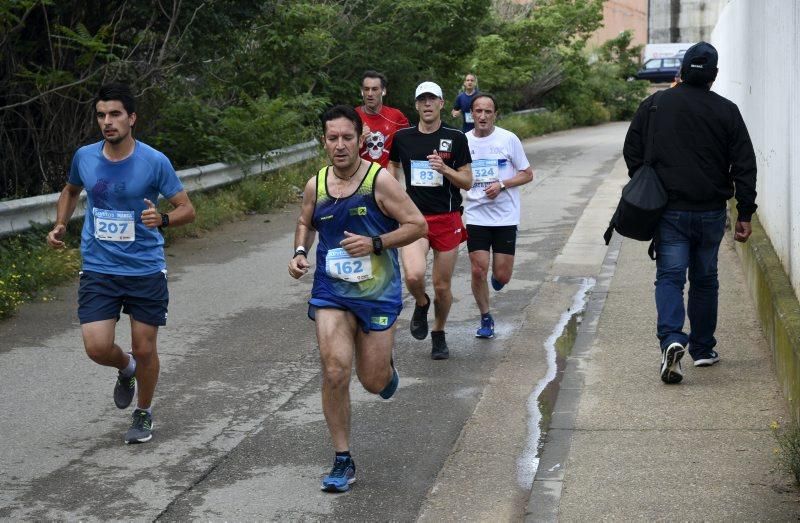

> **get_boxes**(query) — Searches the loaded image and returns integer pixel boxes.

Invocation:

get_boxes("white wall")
[712,0,800,300]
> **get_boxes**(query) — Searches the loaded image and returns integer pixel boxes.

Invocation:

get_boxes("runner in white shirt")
[464,93,534,339]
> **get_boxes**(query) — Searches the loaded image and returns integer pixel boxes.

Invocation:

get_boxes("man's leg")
[469,250,491,315]
[431,247,459,332]
[687,209,726,360]
[354,324,396,395]
[130,318,159,409]
[315,308,357,452]
[655,212,691,349]
[655,211,691,383]
[81,319,129,369]
[315,308,358,493]
[402,238,432,340]
[401,237,430,306]
[490,252,515,290]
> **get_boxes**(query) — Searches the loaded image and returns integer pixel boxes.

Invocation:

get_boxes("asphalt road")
[0,122,628,520]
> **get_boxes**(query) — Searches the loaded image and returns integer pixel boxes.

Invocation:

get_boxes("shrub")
[0,227,81,318]
[499,109,573,139]
[772,420,800,485]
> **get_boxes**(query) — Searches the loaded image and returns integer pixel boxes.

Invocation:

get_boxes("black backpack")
[603,92,667,258]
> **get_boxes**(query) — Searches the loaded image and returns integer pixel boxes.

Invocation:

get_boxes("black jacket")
[622,82,757,221]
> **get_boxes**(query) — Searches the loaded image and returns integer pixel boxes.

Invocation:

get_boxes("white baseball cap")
[415,81,443,100]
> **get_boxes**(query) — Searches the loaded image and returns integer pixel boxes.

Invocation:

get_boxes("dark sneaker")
[321,455,356,493]
[410,294,431,340]
[490,275,505,291]
[475,314,495,339]
[660,342,685,384]
[114,371,136,409]
[693,350,720,367]
[379,364,399,399]
[125,409,153,444]
[431,331,449,360]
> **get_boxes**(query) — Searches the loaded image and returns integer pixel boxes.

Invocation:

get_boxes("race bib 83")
[410,160,443,187]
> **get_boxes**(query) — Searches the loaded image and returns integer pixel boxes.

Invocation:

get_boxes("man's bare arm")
[46,183,82,249]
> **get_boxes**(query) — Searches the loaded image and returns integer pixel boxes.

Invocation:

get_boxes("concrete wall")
[712,0,800,301]
[588,0,648,49]
[649,0,729,43]
[713,0,800,420]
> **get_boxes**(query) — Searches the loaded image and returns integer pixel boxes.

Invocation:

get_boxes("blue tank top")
[311,162,402,313]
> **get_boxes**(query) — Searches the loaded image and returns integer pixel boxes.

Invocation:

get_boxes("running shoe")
[321,455,356,493]
[410,294,431,340]
[431,330,449,360]
[125,409,153,444]
[114,371,136,409]
[475,314,495,339]
[490,275,505,291]
[660,342,685,384]
[379,364,399,400]
[693,350,720,367]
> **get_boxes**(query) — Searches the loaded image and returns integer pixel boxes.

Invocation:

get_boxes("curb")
[729,207,800,421]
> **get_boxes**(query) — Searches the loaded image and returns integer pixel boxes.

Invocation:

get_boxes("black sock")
[336,451,351,458]
[481,312,491,320]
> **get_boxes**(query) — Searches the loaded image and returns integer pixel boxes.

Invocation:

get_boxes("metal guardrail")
[0,139,319,237]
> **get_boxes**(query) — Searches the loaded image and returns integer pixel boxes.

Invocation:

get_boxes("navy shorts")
[78,270,169,326]
[308,298,400,334]
[466,224,518,255]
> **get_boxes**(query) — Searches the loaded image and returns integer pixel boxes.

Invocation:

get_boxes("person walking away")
[622,42,757,384]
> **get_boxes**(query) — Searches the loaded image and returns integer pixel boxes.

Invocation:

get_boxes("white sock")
[121,353,136,378]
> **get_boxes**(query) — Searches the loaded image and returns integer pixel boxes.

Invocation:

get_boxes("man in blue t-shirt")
[47,82,196,444]
[451,73,479,132]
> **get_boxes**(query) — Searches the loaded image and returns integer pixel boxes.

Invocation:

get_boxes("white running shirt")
[464,126,530,226]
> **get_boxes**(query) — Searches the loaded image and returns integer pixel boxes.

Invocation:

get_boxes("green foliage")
[161,157,320,243]
[468,0,604,109]
[546,29,647,124]
[499,110,574,138]
[150,94,321,166]
[772,420,800,485]
[0,227,80,318]
[2,0,647,201]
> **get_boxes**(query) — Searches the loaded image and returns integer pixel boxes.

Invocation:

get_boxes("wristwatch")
[160,213,170,228]
[293,246,307,259]
[499,181,507,191]
[371,235,383,255]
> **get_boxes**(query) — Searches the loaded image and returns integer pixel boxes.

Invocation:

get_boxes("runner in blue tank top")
[289,105,427,493]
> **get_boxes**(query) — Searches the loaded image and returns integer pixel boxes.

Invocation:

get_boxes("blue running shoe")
[475,314,495,339]
[321,455,356,493]
[379,364,399,399]
[490,275,505,291]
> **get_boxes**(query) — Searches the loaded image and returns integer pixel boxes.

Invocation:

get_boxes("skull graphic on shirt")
[365,131,387,160]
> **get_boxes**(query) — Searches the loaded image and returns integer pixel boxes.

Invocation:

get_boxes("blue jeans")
[655,209,727,356]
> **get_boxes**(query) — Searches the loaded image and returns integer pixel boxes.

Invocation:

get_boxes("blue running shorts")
[78,270,169,326]
[308,298,399,333]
